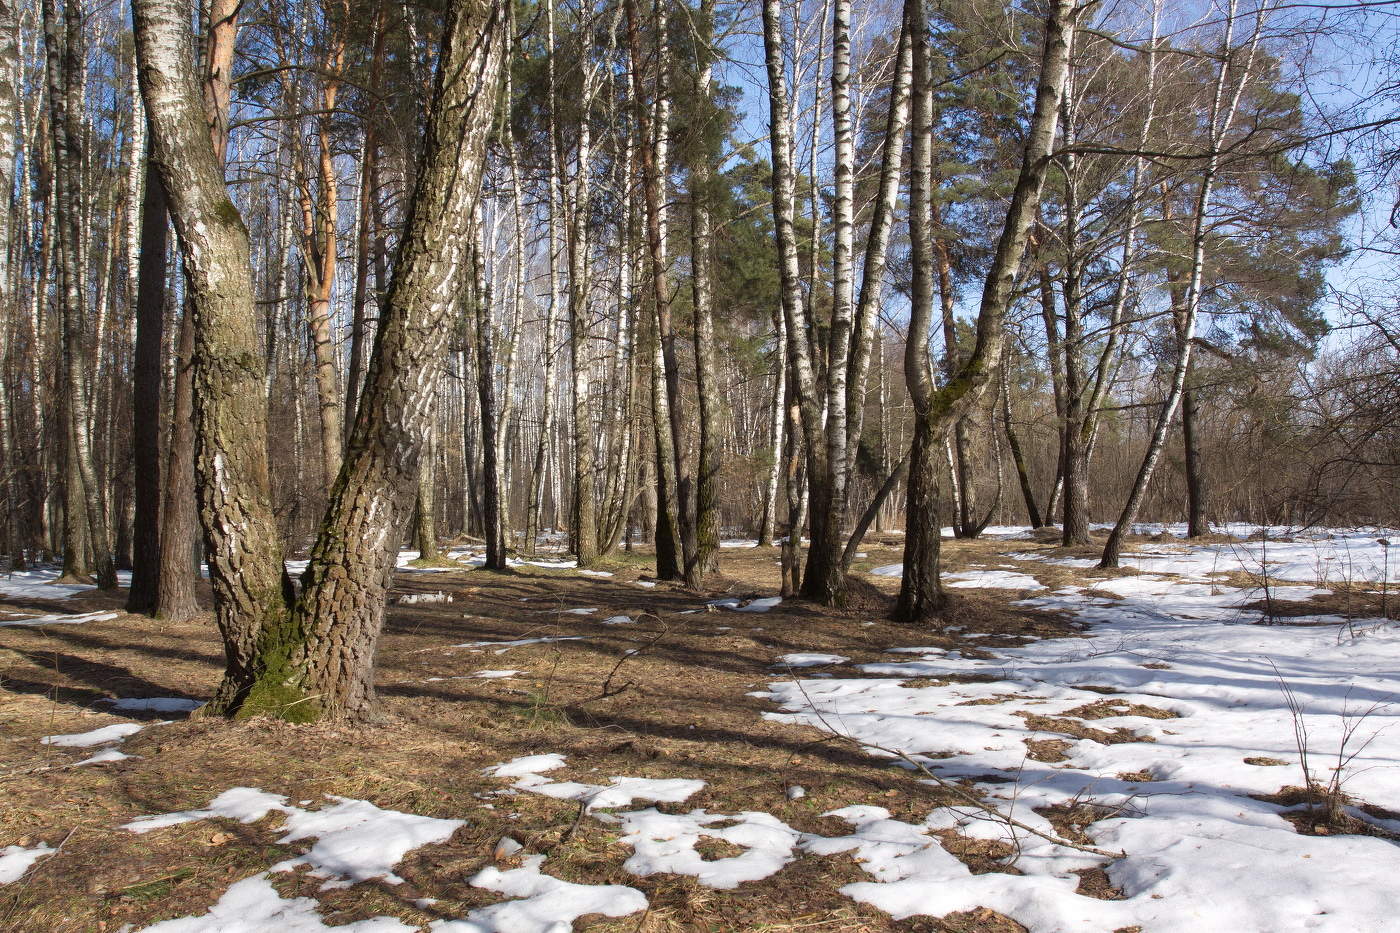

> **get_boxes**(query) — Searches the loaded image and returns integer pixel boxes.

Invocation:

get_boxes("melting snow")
[0,568,131,602]
[103,697,204,713]
[943,570,1047,591]
[708,596,782,613]
[757,531,1400,931]
[399,592,453,605]
[430,854,646,932]
[617,809,802,888]
[0,844,54,885]
[136,874,414,932]
[776,653,849,668]
[41,723,145,747]
[0,609,119,628]
[450,636,584,654]
[75,748,134,766]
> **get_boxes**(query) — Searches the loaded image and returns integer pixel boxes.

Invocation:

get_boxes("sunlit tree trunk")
[897,0,1074,622]
[690,0,721,578]
[1101,0,1257,568]
[277,0,506,720]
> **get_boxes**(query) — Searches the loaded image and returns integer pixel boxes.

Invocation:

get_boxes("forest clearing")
[2,0,1400,928]
[3,527,1399,931]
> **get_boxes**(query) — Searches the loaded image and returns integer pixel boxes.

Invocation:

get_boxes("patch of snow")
[398,592,453,605]
[75,748,134,766]
[943,570,1046,591]
[868,563,903,577]
[487,755,704,812]
[0,568,131,602]
[484,754,568,778]
[124,787,293,834]
[561,607,597,615]
[451,636,584,654]
[601,615,633,625]
[756,538,1400,932]
[0,844,54,885]
[272,797,464,888]
[430,854,646,932]
[1007,552,1099,569]
[618,808,803,888]
[708,596,782,613]
[0,609,119,628]
[103,697,203,713]
[472,670,521,679]
[776,653,850,668]
[137,874,414,932]
[41,723,144,747]
[577,569,613,577]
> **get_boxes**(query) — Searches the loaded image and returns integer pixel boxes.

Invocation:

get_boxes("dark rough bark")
[127,151,168,615]
[649,315,682,581]
[898,416,943,620]
[412,421,441,563]
[155,306,200,622]
[279,0,506,721]
[1001,362,1042,528]
[472,214,506,570]
[1184,370,1208,537]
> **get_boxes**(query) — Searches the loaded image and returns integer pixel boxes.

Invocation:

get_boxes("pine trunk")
[127,150,167,614]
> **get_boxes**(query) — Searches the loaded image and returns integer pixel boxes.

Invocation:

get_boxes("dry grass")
[0,541,1075,932]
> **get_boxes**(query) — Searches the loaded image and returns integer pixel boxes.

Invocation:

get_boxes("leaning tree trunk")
[1099,3,1256,569]
[275,0,506,721]
[896,0,1074,622]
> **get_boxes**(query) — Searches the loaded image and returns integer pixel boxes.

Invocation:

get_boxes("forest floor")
[1,526,1398,932]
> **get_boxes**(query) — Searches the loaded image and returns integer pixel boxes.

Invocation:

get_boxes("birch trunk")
[690,0,721,577]
[134,0,288,695]
[1099,0,1258,568]
[282,0,505,720]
